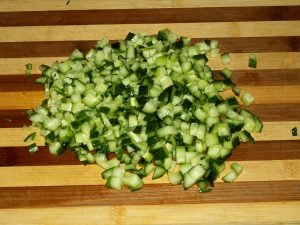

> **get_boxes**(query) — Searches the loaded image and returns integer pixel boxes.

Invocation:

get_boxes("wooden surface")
[0,1,300,224]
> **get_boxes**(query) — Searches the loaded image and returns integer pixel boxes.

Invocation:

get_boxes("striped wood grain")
[1,103,300,128]
[1,121,299,147]
[1,85,299,110]
[0,201,299,225]
[1,52,299,75]
[0,181,299,208]
[0,1,299,224]
[1,0,300,12]
[1,37,299,58]
[1,69,300,93]
[0,160,299,187]
[1,7,299,27]
[1,141,300,167]
[1,21,300,42]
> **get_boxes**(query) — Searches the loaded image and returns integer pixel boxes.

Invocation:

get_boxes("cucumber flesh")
[26,29,261,192]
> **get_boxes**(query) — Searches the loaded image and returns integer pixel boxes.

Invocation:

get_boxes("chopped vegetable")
[221,53,230,65]
[230,162,243,175]
[222,170,237,183]
[26,29,262,191]
[222,162,243,183]
[25,63,32,77]
[248,54,257,68]
[292,127,298,136]
[24,132,36,142]
[241,92,255,106]
[232,86,241,97]
[220,67,232,79]
[28,143,39,154]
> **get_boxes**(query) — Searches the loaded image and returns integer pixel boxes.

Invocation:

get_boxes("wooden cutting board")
[0,1,300,224]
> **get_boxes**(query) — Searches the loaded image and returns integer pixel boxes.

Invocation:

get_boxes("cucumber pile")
[26,29,262,192]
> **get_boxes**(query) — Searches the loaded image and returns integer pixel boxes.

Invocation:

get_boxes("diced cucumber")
[26,29,261,192]
[168,171,184,185]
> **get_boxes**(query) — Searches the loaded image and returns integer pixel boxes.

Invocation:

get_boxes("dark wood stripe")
[215,69,300,86]
[229,140,300,161]
[0,110,31,128]
[1,141,299,167]
[0,75,43,92]
[0,37,299,58]
[0,146,78,167]
[1,69,299,93]
[0,181,299,208]
[1,103,300,129]
[214,37,300,54]
[0,41,95,58]
[248,104,300,122]
[0,6,299,27]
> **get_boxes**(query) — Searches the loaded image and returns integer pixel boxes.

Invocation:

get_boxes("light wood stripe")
[1,103,300,129]
[0,122,299,148]
[1,141,300,167]
[1,119,300,146]
[0,92,46,110]
[251,121,300,141]
[1,21,299,42]
[1,84,299,110]
[224,85,300,104]
[1,0,299,12]
[0,160,299,187]
[0,127,45,147]
[0,202,299,225]
[1,52,299,76]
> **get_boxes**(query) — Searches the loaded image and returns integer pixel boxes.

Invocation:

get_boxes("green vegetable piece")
[221,53,230,65]
[230,162,243,175]
[24,132,37,143]
[28,143,39,154]
[241,92,255,106]
[24,29,262,192]
[292,127,298,136]
[25,63,32,77]
[248,54,257,68]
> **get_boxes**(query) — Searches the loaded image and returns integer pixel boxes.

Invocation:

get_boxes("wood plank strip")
[0,160,299,187]
[227,85,300,105]
[0,146,78,166]
[1,0,299,12]
[1,21,299,42]
[0,37,299,58]
[1,141,299,166]
[1,69,299,92]
[3,37,300,59]
[0,75,43,92]
[1,52,299,76]
[0,127,45,147]
[1,103,300,129]
[0,121,299,147]
[215,36,300,53]
[1,201,299,225]
[0,110,31,128]
[1,84,299,110]
[0,181,299,208]
[1,7,299,27]
[217,69,300,86]
[229,140,300,161]
[248,104,300,122]
[0,92,45,110]
[251,121,300,141]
